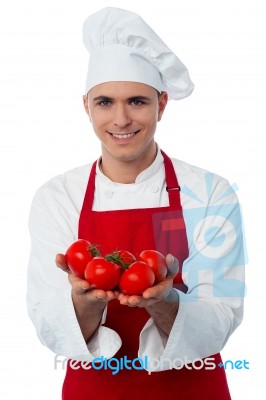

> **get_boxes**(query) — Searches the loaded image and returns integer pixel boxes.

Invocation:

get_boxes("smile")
[109,130,140,139]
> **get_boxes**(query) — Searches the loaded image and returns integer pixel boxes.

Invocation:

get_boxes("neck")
[100,145,157,183]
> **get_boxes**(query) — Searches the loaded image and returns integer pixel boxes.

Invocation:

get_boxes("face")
[83,81,168,167]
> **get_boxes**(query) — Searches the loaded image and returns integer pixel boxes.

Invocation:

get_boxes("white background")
[0,0,265,398]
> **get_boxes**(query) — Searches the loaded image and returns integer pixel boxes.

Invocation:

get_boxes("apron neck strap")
[85,160,97,211]
[160,150,181,207]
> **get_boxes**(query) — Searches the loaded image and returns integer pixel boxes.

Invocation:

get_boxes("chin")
[114,151,139,163]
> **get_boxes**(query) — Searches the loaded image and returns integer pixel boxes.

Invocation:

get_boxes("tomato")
[119,261,155,295]
[65,239,94,278]
[84,257,121,291]
[139,250,167,283]
[116,250,136,266]
[105,250,136,268]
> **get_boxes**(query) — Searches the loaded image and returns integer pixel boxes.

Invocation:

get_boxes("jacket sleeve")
[27,186,121,362]
[139,174,246,371]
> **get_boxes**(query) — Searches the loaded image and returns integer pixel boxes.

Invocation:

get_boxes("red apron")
[62,151,231,400]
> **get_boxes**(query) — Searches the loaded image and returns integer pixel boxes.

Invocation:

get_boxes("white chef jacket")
[27,149,245,371]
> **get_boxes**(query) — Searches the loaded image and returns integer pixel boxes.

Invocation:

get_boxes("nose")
[113,104,132,128]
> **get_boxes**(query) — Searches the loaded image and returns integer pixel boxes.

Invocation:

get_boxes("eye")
[99,100,112,107]
[130,99,144,106]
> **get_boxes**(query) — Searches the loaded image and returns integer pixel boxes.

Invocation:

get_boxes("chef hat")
[82,7,194,100]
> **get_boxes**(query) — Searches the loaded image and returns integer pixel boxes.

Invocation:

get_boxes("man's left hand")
[118,254,179,308]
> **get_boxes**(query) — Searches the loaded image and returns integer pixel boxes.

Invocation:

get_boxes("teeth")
[112,132,137,139]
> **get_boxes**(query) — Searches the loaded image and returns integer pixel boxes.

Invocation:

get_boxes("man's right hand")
[55,253,118,342]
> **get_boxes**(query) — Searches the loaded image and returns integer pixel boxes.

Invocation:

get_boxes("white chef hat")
[82,7,194,100]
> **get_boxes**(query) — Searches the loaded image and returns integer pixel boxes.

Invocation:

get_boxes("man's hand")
[117,254,179,307]
[56,253,179,338]
[56,253,119,301]
[56,253,119,342]
[117,254,179,337]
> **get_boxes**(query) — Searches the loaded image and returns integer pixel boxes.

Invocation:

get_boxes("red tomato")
[105,250,136,268]
[139,250,167,283]
[119,261,155,296]
[85,257,121,291]
[117,250,136,266]
[65,239,93,278]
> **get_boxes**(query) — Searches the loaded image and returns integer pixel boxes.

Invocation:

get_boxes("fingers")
[142,285,161,299]
[118,280,171,305]
[55,253,71,273]
[166,254,179,278]
[118,290,166,308]
[118,293,142,306]
[142,278,172,299]
[69,274,119,302]
[93,290,119,302]
[140,255,178,301]
[68,273,92,293]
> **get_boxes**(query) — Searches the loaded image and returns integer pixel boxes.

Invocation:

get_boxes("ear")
[83,95,91,119]
[158,92,168,122]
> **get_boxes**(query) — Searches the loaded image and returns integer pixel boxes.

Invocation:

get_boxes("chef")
[27,7,246,400]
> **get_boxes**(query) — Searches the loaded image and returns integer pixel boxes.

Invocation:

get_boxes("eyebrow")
[92,95,152,103]
[128,96,151,102]
[92,96,112,103]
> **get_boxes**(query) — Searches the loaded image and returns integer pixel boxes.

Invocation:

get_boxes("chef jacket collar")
[96,145,164,185]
